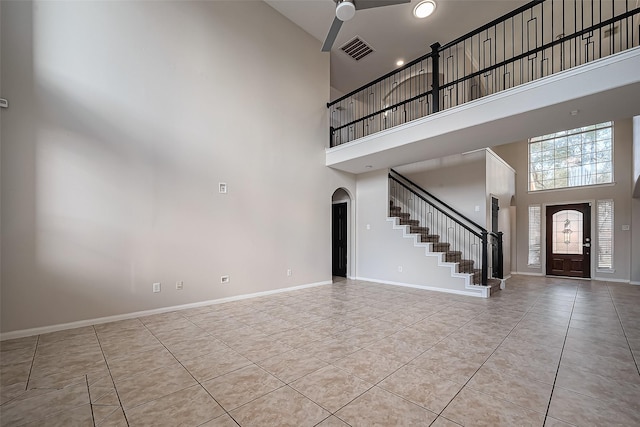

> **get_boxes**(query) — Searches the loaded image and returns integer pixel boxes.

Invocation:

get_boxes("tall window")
[529,122,613,191]
[528,205,541,267]
[596,200,614,270]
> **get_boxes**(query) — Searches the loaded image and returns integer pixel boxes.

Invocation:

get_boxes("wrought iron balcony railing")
[328,0,640,147]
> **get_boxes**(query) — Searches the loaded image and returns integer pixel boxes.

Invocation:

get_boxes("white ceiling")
[265,0,528,96]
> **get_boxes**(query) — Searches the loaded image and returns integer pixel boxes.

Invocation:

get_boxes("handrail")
[439,0,545,51]
[389,168,504,285]
[440,8,640,92]
[390,175,482,238]
[327,0,545,108]
[390,168,485,233]
[327,0,640,147]
[327,51,435,108]
[329,0,544,108]
[332,89,435,133]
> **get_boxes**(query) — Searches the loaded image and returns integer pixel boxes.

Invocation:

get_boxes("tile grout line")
[315,302,471,424]
[140,314,243,427]
[85,374,96,427]
[323,297,532,426]
[24,334,40,392]
[605,282,640,376]
[94,324,131,427]
[541,284,578,427]
[429,284,562,424]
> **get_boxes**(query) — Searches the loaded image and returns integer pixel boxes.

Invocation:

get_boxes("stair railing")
[389,169,503,286]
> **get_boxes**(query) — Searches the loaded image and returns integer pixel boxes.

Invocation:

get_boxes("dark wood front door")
[332,203,347,277]
[546,203,591,278]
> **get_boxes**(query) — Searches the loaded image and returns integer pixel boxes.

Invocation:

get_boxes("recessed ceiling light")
[365,165,373,169]
[413,0,436,19]
[396,59,405,66]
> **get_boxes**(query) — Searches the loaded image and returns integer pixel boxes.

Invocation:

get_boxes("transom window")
[529,122,613,191]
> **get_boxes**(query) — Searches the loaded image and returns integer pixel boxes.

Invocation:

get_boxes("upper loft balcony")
[325,0,640,174]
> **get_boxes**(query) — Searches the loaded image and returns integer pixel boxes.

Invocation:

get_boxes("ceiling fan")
[321,0,411,52]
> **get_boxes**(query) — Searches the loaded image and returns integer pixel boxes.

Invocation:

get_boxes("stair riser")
[410,227,429,234]
[432,243,450,252]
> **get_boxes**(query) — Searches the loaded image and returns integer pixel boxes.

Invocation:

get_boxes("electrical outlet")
[153,282,161,293]
[176,281,184,290]
[219,183,227,194]
[287,269,292,277]
[398,266,403,273]
[220,275,230,284]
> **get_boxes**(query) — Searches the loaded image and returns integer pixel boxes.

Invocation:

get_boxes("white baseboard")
[593,277,630,283]
[631,281,640,286]
[0,280,332,341]
[355,276,486,298]
[512,271,545,276]
[512,272,633,284]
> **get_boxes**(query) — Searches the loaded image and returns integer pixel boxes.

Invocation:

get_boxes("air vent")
[340,36,374,61]
[604,26,619,38]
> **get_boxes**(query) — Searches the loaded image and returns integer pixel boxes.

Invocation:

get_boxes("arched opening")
[332,188,351,278]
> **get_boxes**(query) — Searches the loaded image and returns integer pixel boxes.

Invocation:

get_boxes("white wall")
[0,1,356,334]
[492,119,634,281]
[403,151,487,225]
[0,0,3,305]
[632,116,640,284]
[485,149,516,277]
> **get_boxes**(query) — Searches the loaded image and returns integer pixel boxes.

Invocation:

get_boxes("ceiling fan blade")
[354,0,410,11]
[322,16,343,52]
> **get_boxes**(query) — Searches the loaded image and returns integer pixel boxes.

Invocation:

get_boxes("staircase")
[389,201,501,296]
[388,170,503,296]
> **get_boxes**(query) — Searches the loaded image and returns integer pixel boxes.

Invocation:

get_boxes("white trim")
[513,271,545,276]
[593,277,629,283]
[354,277,487,298]
[486,148,516,173]
[0,280,332,341]
[630,281,640,286]
[528,182,616,195]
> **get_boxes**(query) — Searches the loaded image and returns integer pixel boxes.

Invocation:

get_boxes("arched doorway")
[332,188,351,278]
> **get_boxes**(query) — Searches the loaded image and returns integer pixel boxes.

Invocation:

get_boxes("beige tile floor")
[1,275,640,426]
